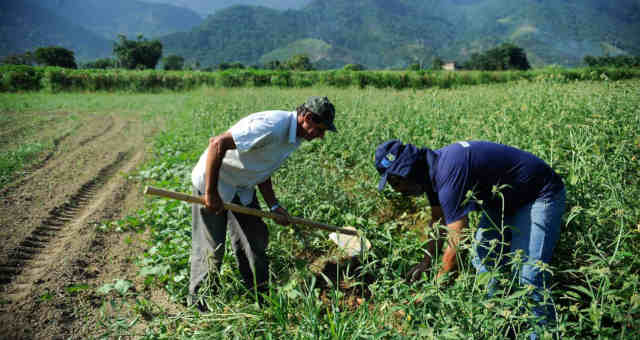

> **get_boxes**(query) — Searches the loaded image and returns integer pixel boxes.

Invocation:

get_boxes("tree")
[34,47,77,68]
[265,60,283,70]
[287,54,314,71]
[463,43,530,71]
[344,64,365,71]
[163,55,184,70]
[113,34,163,70]
[431,56,444,70]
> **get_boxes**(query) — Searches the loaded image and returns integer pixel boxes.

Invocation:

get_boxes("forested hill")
[161,0,640,69]
[0,0,112,60]
[36,0,203,41]
[0,0,203,61]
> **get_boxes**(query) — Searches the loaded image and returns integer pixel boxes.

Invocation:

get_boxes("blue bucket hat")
[374,140,422,191]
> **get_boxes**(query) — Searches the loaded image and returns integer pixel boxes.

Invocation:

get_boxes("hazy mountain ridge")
[139,0,312,16]
[37,0,203,40]
[0,0,203,61]
[0,0,112,60]
[161,0,640,68]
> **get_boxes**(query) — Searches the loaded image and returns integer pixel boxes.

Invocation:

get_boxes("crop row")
[1,65,640,92]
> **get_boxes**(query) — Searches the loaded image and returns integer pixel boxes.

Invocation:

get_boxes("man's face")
[388,175,423,196]
[298,112,328,141]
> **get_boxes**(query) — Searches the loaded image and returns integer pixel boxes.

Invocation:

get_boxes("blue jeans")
[472,188,566,338]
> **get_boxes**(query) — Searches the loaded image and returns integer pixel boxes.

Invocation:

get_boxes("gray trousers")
[190,186,269,295]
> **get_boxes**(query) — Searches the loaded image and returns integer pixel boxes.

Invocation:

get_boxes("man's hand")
[204,192,225,215]
[407,259,432,283]
[271,206,291,226]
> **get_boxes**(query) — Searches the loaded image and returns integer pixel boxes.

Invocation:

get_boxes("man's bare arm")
[436,216,467,279]
[408,206,446,282]
[204,132,236,214]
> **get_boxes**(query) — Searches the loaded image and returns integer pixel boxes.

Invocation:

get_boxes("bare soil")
[0,111,183,340]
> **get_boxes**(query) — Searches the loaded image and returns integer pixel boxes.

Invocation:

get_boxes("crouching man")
[375,140,565,339]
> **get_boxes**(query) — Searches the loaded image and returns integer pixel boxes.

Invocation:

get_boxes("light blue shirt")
[192,110,301,205]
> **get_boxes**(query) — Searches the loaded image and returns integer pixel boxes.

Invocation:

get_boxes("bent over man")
[375,140,565,339]
[190,96,337,304]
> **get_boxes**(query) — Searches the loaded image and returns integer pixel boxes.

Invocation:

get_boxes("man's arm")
[257,177,290,226]
[204,131,236,214]
[436,216,467,279]
[408,206,446,282]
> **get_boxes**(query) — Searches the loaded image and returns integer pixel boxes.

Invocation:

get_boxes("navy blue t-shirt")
[424,141,564,225]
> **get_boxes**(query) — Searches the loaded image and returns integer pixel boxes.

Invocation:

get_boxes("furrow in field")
[0,151,130,289]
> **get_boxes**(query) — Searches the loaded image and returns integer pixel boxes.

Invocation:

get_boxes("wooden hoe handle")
[144,186,358,236]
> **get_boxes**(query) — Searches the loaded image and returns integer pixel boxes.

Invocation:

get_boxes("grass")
[3,79,639,338]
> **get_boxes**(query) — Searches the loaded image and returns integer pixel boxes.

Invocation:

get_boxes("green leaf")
[114,279,133,295]
[140,264,170,277]
[568,285,594,299]
[97,283,115,295]
[65,283,90,293]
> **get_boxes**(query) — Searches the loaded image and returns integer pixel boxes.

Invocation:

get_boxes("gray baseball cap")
[303,96,337,132]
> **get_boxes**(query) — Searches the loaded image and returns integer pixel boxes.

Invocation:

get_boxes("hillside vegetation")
[161,0,640,69]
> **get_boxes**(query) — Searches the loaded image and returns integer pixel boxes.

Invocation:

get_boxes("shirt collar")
[288,111,298,144]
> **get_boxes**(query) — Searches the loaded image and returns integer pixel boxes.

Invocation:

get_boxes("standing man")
[190,96,337,305]
[375,140,565,339]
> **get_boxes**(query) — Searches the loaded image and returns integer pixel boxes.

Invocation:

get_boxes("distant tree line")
[4,39,638,72]
[1,35,165,70]
[583,55,640,68]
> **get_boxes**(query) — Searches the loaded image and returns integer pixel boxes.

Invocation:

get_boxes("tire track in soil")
[0,114,114,200]
[0,151,130,288]
[0,114,117,266]
[0,112,178,340]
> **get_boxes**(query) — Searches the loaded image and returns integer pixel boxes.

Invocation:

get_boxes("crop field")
[1,79,639,339]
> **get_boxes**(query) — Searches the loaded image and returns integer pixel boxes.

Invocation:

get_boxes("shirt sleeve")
[229,115,276,153]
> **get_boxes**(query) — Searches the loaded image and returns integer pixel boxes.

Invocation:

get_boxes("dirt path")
[0,111,180,339]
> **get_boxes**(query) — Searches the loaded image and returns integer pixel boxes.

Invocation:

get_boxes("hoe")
[144,186,371,256]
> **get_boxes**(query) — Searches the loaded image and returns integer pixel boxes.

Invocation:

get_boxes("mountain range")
[140,0,311,16]
[0,0,202,60]
[2,0,639,68]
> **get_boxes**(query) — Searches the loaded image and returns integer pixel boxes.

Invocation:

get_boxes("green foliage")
[0,65,43,91]
[432,56,445,70]
[162,55,185,71]
[343,64,365,71]
[113,35,163,70]
[463,43,531,71]
[218,62,245,71]
[1,52,34,66]
[286,54,314,71]
[2,66,640,93]
[584,55,640,68]
[83,58,116,70]
[34,46,77,69]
